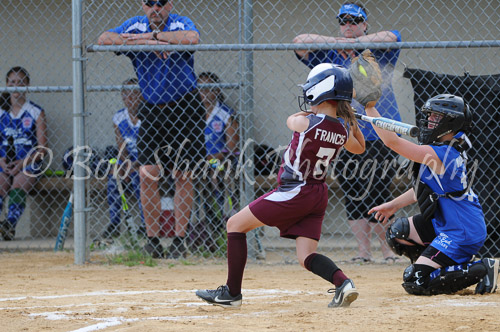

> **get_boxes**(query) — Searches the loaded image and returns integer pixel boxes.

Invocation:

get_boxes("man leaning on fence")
[293,2,402,264]
[98,0,206,259]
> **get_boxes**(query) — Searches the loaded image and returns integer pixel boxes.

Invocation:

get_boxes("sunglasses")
[144,0,168,7]
[338,16,365,26]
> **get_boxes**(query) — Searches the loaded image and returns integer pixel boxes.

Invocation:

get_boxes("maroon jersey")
[279,114,347,184]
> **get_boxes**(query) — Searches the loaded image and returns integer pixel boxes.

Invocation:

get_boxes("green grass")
[106,249,158,267]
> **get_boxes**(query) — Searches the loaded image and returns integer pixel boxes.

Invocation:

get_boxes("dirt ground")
[0,252,499,332]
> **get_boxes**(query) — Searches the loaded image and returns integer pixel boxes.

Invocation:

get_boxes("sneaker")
[137,225,147,237]
[166,237,187,259]
[475,258,499,294]
[328,279,359,308]
[143,242,164,259]
[0,220,15,241]
[196,285,242,308]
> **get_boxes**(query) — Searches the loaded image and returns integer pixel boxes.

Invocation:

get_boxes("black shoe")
[475,258,499,294]
[328,279,359,308]
[144,242,164,259]
[101,223,121,239]
[196,285,242,308]
[137,225,147,237]
[0,220,15,241]
[166,237,187,259]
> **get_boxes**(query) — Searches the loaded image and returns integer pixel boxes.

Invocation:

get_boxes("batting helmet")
[298,63,353,112]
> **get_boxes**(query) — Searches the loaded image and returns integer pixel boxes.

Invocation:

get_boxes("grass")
[106,249,158,267]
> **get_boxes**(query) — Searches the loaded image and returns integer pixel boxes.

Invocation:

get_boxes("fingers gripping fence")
[0,1,499,264]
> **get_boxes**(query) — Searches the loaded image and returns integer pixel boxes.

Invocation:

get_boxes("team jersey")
[113,108,141,162]
[419,143,486,261]
[279,114,347,185]
[109,15,200,104]
[0,101,43,161]
[205,101,234,156]
[298,30,402,141]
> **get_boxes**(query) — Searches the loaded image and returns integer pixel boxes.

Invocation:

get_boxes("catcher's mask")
[298,63,353,112]
[418,94,472,145]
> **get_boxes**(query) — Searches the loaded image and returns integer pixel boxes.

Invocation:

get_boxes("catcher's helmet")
[298,63,353,111]
[418,94,472,145]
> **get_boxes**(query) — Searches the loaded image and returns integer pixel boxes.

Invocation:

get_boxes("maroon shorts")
[249,182,328,241]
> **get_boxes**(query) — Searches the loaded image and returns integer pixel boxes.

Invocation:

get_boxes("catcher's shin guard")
[386,217,425,263]
[402,261,487,296]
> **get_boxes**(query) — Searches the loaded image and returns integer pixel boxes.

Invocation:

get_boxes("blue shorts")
[430,232,483,264]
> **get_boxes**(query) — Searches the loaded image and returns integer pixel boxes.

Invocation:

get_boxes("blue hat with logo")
[337,3,368,20]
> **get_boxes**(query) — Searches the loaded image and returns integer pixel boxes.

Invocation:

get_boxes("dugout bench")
[14,174,411,240]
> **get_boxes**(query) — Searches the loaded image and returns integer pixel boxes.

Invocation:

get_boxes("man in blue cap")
[293,2,402,264]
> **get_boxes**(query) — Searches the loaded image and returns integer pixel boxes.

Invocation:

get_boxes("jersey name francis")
[314,128,346,145]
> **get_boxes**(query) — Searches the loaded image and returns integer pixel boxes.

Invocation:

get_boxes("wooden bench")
[16,173,412,239]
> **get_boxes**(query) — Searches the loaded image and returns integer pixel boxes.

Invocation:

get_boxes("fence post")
[72,0,87,265]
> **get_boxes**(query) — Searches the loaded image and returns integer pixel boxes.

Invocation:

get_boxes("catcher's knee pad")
[425,261,487,295]
[402,264,433,295]
[386,217,425,262]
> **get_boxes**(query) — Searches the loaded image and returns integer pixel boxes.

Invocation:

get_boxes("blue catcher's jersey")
[205,101,235,156]
[113,108,141,162]
[419,143,486,263]
[0,101,43,160]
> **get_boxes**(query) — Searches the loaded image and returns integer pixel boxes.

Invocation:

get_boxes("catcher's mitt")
[349,50,382,108]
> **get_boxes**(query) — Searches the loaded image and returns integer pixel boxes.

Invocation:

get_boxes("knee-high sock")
[7,189,26,227]
[226,232,247,296]
[304,253,348,287]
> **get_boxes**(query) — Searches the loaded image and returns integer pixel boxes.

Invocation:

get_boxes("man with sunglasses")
[98,0,206,259]
[293,2,403,264]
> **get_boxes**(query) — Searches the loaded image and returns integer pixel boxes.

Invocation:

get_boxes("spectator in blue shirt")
[0,67,47,241]
[195,72,239,252]
[98,0,206,259]
[99,78,146,242]
[293,2,402,263]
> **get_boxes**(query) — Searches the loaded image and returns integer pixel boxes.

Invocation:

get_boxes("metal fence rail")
[0,0,498,265]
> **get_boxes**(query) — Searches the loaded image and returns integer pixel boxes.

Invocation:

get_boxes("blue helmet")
[62,146,74,171]
[62,146,102,175]
[298,63,353,111]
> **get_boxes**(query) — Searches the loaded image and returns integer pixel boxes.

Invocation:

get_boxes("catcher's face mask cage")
[297,63,353,112]
[418,94,471,145]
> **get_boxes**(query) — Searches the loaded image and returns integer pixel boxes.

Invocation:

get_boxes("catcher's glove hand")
[349,50,382,108]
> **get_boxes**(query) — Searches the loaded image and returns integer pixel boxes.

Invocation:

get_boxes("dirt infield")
[0,252,499,332]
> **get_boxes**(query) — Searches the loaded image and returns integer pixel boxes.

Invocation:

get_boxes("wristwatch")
[152,29,161,40]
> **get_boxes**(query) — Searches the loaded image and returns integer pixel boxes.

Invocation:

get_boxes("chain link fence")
[1,0,499,263]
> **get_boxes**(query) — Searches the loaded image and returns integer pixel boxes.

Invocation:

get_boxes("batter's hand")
[368,202,397,224]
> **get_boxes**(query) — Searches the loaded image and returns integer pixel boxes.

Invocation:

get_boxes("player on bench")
[366,94,498,295]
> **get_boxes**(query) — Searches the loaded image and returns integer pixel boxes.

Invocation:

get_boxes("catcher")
[352,52,499,295]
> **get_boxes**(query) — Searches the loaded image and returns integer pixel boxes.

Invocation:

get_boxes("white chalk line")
[0,288,308,303]
[2,289,309,332]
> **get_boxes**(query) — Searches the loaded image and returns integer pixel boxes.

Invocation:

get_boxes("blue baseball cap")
[337,4,368,20]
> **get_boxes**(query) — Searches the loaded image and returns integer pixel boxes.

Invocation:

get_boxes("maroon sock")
[226,232,247,296]
[332,270,348,287]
